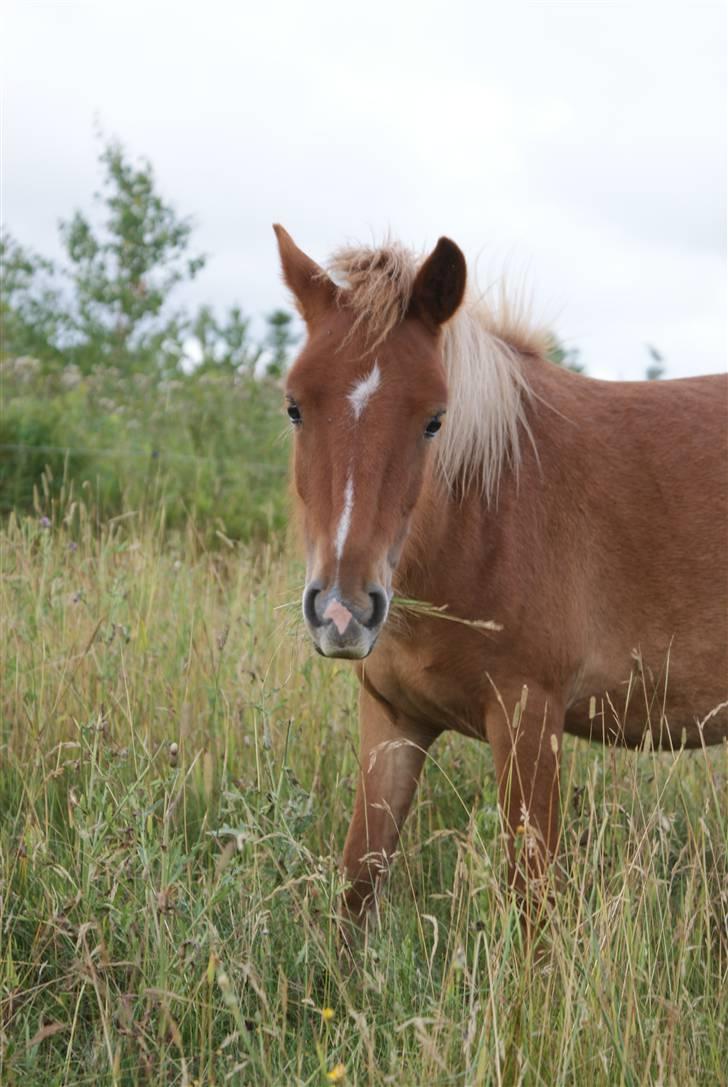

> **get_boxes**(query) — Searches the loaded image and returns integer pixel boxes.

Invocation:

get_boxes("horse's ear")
[273,224,336,324]
[409,237,467,330]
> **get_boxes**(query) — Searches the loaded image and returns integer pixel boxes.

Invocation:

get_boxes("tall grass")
[1,500,726,1085]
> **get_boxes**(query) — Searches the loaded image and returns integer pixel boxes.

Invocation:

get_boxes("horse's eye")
[424,415,442,438]
[287,403,302,425]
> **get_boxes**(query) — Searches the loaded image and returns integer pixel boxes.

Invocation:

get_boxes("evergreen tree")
[264,308,298,377]
[191,304,263,376]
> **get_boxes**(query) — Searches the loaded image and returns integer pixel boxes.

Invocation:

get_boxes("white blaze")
[334,362,379,564]
[348,361,381,420]
[334,475,354,561]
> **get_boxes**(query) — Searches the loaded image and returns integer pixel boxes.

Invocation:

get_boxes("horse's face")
[286,314,447,659]
[275,226,466,659]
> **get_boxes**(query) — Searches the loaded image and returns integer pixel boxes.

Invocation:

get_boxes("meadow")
[1,480,726,1086]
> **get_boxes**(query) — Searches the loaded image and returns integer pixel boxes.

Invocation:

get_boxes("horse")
[273,224,728,923]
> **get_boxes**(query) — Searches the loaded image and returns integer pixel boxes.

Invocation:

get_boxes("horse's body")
[274,225,728,919]
[374,360,728,750]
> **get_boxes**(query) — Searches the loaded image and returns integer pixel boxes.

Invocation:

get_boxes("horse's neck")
[395,468,507,605]
[395,353,575,605]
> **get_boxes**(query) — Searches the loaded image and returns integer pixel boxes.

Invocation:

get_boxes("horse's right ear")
[273,225,337,325]
[409,236,467,331]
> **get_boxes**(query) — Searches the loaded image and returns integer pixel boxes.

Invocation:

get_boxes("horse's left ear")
[273,224,337,325]
[409,237,467,330]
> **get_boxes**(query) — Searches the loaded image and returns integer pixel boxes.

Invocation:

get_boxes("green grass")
[1,503,726,1085]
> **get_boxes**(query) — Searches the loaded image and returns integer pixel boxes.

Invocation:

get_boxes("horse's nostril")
[365,587,389,630]
[302,584,324,628]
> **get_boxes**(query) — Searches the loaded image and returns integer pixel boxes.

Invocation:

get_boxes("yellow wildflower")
[321,1006,335,1022]
[326,1063,346,1082]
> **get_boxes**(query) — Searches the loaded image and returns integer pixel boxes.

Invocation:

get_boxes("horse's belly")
[565,685,728,748]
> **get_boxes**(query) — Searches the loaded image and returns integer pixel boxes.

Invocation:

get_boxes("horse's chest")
[363,637,486,738]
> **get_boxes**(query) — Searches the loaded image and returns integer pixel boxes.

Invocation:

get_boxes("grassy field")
[1,501,726,1086]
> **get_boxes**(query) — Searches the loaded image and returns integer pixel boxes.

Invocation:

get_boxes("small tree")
[191,304,263,376]
[264,308,298,378]
[645,343,665,381]
[59,138,206,373]
[547,334,584,374]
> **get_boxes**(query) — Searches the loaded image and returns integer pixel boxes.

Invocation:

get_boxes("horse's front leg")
[341,685,438,925]
[485,684,564,897]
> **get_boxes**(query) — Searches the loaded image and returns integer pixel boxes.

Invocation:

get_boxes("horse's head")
[274,225,466,658]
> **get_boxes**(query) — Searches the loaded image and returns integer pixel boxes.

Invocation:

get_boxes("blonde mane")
[326,241,550,502]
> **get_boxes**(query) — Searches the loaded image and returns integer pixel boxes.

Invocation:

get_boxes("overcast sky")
[3,0,726,379]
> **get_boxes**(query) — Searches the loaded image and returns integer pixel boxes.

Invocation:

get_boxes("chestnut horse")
[274,224,728,922]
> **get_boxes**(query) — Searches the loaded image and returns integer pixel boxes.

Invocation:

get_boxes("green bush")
[0,358,289,543]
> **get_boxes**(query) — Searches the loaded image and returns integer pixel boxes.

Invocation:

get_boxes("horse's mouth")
[310,619,381,660]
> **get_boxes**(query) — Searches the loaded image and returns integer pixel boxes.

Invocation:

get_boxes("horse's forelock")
[325,242,420,349]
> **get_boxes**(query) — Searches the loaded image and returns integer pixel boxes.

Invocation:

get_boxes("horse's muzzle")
[302,581,390,659]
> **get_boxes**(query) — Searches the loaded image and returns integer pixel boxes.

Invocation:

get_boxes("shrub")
[0,360,289,543]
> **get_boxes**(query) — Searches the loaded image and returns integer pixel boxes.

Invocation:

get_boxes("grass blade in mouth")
[390,595,503,632]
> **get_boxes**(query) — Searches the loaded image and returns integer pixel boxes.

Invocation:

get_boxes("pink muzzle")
[323,599,353,635]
